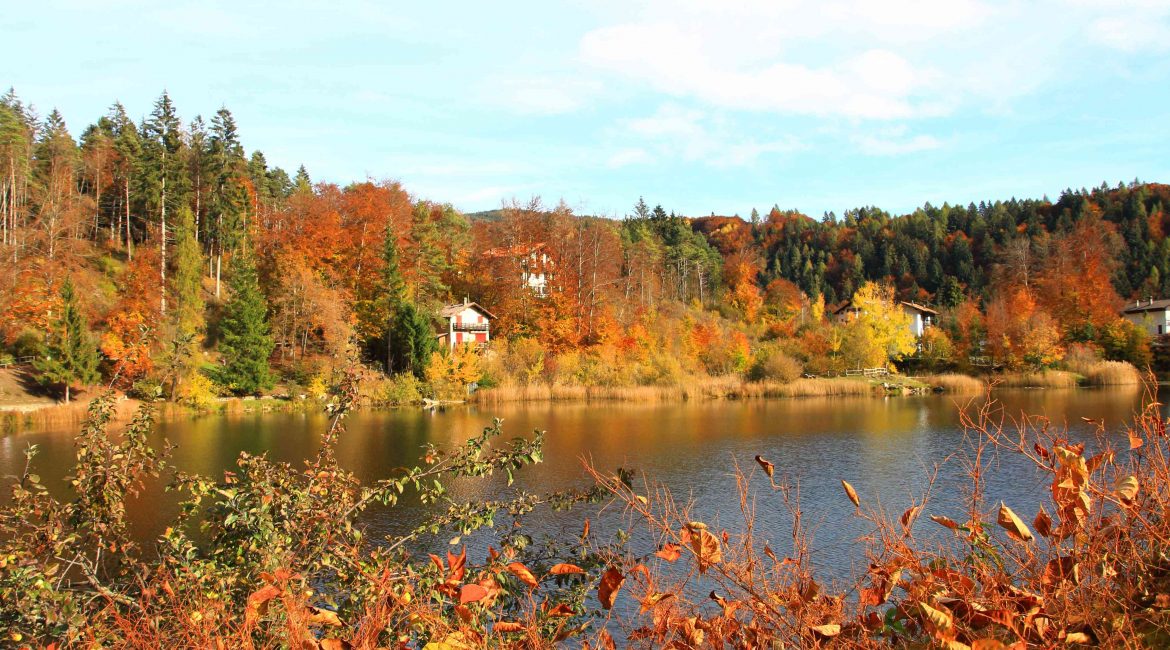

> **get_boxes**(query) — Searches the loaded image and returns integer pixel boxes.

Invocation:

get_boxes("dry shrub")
[580,380,1170,648]
[747,346,803,383]
[925,373,986,394]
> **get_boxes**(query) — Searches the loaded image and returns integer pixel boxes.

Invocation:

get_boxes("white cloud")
[607,147,654,168]
[576,0,1169,121]
[614,103,804,167]
[853,128,943,156]
[479,76,603,114]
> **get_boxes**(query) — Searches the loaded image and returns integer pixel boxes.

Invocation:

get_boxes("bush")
[371,372,423,406]
[127,377,163,401]
[10,329,45,359]
[176,372,218,410]
[747,346,803,383]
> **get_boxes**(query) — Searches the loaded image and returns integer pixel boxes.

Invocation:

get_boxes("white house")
[900,301,938,338]
[436,299,493,350]
[1122,298,1170,336]
[831,299,937,339]
[483,242,554,298]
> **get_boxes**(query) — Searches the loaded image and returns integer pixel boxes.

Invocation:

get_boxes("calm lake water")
[0,387,1155,581]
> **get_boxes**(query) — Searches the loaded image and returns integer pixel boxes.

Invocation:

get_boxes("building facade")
[436,300,493,350]
[1122,298,1170,336]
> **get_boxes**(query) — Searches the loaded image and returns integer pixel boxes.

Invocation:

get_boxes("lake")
[0,387,1153,581]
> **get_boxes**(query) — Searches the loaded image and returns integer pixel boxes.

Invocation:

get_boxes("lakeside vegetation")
[2,365,1169,647]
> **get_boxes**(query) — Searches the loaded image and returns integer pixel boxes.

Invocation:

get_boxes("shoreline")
[2,369,1146,435]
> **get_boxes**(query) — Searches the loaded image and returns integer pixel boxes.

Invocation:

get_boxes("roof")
[830,300,859,315]
[438,301,496,320]
[1122,298,1170,314]
[831,299,939,316]
[899,301,939,316]
[482,242,546,258]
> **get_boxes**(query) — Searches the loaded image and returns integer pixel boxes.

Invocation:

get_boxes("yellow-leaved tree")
[426,345,483,399]
[841,282,916,369]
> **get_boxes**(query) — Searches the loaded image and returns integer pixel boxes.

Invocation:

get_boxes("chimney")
[464,296,469,306]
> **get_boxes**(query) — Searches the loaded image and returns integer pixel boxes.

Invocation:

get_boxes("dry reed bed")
[472,377,878,404]
[993,369,1080,388]
[1082,360,1142,386]
[920,373,985,393]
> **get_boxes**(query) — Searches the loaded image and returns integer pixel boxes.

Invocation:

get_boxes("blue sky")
[3,0,1169,218]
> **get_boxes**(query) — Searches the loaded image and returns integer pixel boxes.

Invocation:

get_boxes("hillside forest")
[1,89,1164,405]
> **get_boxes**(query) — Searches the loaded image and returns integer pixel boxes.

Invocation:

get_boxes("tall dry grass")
[472,376,877,404]
[923,373,986,393]
[994,369,1080,388]
[1082,360,1142,386]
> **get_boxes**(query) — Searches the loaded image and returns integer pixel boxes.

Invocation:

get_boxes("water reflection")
[0,387,1152,577]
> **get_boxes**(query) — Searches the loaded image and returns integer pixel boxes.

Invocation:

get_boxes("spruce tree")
[217,247,274,395]
[391,301,437,380]
[35,277,100,403]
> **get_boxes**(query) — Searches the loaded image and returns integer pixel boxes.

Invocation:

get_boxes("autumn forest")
[1,88,1164,408]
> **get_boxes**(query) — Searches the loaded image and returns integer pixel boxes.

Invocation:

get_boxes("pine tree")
[164,205,204,397]
[410,201,448,306]
[390,301,437,379]
[35,277,100,403]
[109,103,141,258]
[137,91,189,314]
[217,246,274,395]
[209,107,249,297]
[293,165,311,194]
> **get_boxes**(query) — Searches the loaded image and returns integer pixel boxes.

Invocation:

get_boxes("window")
[1159,325,1163,335]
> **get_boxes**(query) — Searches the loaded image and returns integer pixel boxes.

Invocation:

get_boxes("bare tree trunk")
[160,174,167,315]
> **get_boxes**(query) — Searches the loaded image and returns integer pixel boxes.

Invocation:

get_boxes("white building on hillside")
[436,299,493,350]
[1122,298,1170,336]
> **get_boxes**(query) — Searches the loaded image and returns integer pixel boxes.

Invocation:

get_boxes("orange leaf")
[683,523,722,572]
[930,515,961,531]
[304,606,342,627]
[507,562,539,589]
[842,480,860,508]
[640,592,675,613]
[1034,506,1053,538]
[460,583,489,604]
[901,503,923,536]
[755,454,775,478]
[494,621,525,633]
[809,624,841,639]
[655,543,682,562]
[997,502,1034,542]
[546,602,575,617]
[1128,428,1144,450]
[549,563,585,575]
[597,567,624,609]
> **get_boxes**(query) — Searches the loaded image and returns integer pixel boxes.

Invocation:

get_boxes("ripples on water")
[0,387,1153,583]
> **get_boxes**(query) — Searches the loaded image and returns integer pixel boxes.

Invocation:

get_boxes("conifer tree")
[164,205,204,397]
[217,246,273,395]
[35,277,100,403]
[293,165,311,194]
[391,301,437,380]
[209,107,249,297]
[137,91,189,314]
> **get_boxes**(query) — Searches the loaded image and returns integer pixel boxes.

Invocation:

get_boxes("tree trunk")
[160,175,167,315]
[64,384,70,404]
